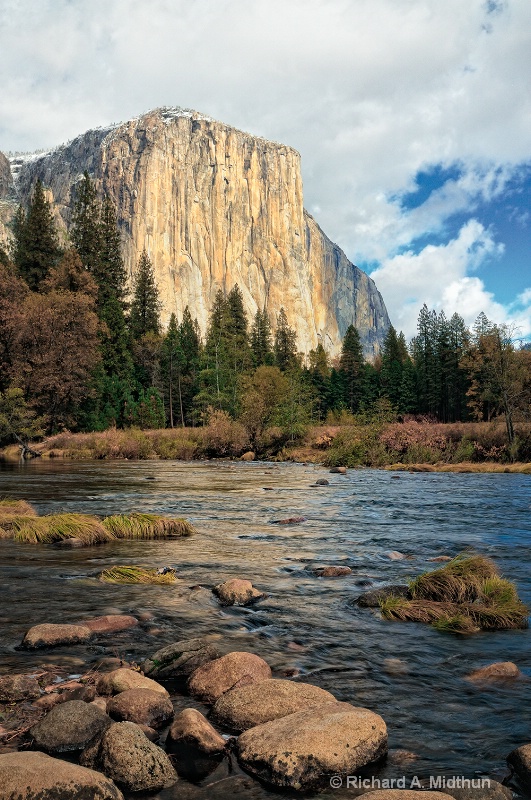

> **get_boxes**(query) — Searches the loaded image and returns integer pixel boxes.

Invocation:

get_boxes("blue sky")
[0,0,529,340]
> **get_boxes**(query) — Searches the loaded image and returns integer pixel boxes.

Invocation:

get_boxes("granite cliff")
[0,108,390,357]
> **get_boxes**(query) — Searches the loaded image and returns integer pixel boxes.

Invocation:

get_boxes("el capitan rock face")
[1,107,390,356]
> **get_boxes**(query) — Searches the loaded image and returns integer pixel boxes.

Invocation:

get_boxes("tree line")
[0,174,529,452]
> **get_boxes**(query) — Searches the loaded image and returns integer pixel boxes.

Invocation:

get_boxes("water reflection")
[0,459,530,795]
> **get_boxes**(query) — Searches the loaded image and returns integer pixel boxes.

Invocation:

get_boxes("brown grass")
[99,565,177,584]
[379,555,529,633]
[0,498,37,516]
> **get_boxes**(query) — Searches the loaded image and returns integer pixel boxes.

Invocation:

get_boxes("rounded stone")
[80,615,138,634]
[143,637,222,680]
[213,578,265,606]
[236,701,387,791]
[30,699,112,753]
[467,662,522,683]
[0,751,124,800]
[166,708,226,755]
[22,623,92,649]
[188,651,272,704]
[312,566,352,577]
[86,721,177,792]
[107,688,174,728]
[96,667,168,696]
[507,743,531,792]
[212,678,336,732]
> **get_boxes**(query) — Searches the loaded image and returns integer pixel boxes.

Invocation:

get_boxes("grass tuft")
[0,498,37,516]
[11,513,112,545]
[379,554,528,634]
[102,513,196,539]
[409,554,498,603]
[99,565,177,584]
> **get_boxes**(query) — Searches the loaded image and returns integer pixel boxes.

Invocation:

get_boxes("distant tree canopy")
[2,174,529,454]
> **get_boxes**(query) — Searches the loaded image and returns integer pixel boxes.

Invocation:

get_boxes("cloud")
[0,0,530,337]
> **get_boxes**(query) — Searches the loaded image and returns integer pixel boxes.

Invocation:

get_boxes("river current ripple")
[0,460,530,797]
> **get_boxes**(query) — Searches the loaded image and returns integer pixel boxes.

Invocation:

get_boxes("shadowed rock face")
[2,107,390,357]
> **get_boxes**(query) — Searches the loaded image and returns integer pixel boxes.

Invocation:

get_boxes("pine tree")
[98,195,127,307]
[339,325,364,413]
[380,325,404,409]
[179,307,201,424]
[130,250,161,338]
[251,309,273,366]
[161,313,182,427]
[13,179,61,289]
[71,172,102,275]
[274,308,297,372]
[412,304,439,415]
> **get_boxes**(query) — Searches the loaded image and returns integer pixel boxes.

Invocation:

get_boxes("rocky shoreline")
[1,602,529,799]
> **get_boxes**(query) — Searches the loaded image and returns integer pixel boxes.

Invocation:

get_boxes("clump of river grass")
[0,498,37,516]
[379,554,528,633]
[102,513,196,539]
[10,513,112,545]
[99,565,177,584]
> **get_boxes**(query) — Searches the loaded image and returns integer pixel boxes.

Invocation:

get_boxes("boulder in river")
[188,651,272,704]
[96,667,168,696]
[0,751,124,800]
[0,673,41,703]
[82,721,177,793]
[21,622,93,649]
[443,778,513,799]
[212,678,336,732]
[270,516,306,524]
[30,699,112,753]
[507,743,531,792]
[166,708,227,755]
[213,578,265,606]
[236,701,387,791]
[107,688,174,728]
[143,637,222,681]
[241,451,255,461]
[314,478,329,486]
[79,615,138,634]
[329,466,347,474]
[466,661,522,683]
[311,566,352,577]
[356,585,410,607]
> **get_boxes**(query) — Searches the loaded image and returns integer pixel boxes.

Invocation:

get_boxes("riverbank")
[2,419,530,473]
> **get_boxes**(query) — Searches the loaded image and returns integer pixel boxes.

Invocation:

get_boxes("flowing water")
[0,459,530,798]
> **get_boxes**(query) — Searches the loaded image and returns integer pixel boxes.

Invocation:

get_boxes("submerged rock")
[96,667,168,696]
[329,466,347,474]
[270,516,306,525]
[0,751,124,800]
[311,566,352,577]
[213,578,265,606]
[107,688,174,728]
[80,615,138,634]
[236,701,387,790]
[21,622,92,649]
[314,479,329,486]
[466,662,522,683]
[30,699,112,753]
[0,674,41,703]
[356,585,410,608]
[188,651,272,704]
[212,678,336,732]
[143,637,222,680]
[82,721,177,792]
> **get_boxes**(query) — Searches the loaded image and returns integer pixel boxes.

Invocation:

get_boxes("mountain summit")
[0,107,389,356]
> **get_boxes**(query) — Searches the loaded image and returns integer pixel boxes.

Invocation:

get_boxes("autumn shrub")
[148,429,202,460]
[202,409,250,457]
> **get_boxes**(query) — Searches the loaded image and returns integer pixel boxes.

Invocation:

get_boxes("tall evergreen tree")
[12,179,61,289]
[251,308,273,366]
[98,195,127,307]
[274,308,298,372]
[71,172,102,275]
[130,250,161,338]
[339,324,364,413]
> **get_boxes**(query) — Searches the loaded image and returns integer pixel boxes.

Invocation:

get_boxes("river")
[0,459,530,798]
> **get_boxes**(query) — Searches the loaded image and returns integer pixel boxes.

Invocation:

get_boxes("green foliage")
[274,308,298,372]
[251,308,273,366]
[0,387,44,446]
[12,180,61,289]
[130,250,161,338]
